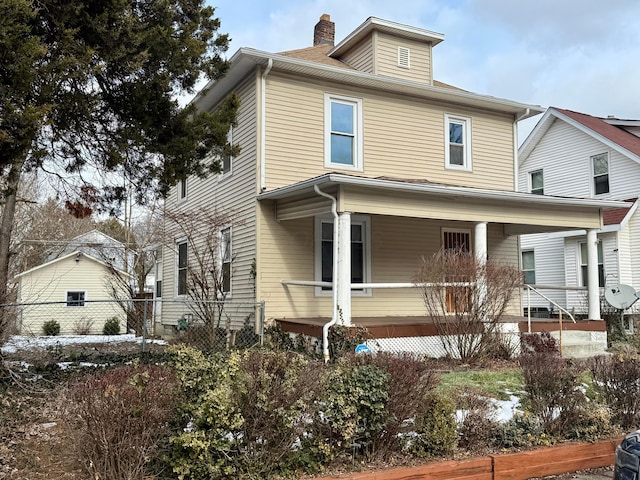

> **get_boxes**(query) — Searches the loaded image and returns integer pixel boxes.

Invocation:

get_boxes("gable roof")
[15,251,131,280]
[603,198,638,226]
[520,107,640,165]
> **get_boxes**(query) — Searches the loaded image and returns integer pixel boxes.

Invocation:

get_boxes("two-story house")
[159,15,626,355]
[519,107,640,326]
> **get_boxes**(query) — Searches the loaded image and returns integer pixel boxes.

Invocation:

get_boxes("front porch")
[276,315,608,358]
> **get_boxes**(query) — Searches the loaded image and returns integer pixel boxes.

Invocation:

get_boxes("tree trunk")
[0,160,24,304]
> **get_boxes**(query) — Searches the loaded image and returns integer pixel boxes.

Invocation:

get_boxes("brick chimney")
[313,14,335,46]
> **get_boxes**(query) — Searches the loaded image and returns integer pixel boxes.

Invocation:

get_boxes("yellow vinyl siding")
[374,32,432,84]
[264,73,515,192]
[18,255,127,334]
[161,76,258,325]
[341,187,601,229]
[258,210,522,320]
[339,36,374,73]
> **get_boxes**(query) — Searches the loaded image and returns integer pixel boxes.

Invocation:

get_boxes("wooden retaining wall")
[318,439,620,480]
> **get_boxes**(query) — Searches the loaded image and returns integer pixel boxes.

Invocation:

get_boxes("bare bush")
[70,364,181,480]
[414,249,522,362]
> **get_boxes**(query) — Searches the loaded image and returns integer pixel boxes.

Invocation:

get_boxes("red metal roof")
[602,198,636,225]
[556,109,640,158]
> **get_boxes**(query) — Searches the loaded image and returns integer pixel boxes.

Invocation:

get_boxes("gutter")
[260,59,273,191]
[313,185,338,363]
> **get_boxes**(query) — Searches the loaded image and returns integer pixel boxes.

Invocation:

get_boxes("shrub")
[454,386,502,452]
[42,319,60,336]
[590,353,640,429]
[519,351,586,437]
[410,392,458,458]
[102,317,120,335]
[328,325,370,359]
[73,317,93,335]
[347,352,440,458]
[70,363,181,480]
[520,331,559,354]
[495,412,547,449]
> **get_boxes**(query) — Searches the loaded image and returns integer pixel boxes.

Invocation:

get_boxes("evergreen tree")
[0,0,239,303]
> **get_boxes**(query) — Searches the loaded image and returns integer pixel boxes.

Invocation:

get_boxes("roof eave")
[257,173,630,211]
[194,48,543,119]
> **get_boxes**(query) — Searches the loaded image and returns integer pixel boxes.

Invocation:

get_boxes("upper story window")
[445,114,472,171]
[529,170,544,195]
[220,227,232,295]
[177,179,187,202]
[521,250,536,284]
[324,94,363,171]
[580,241,604,287]
[222,126,233,177]
[592,153,609,195]
[176,240,188,296]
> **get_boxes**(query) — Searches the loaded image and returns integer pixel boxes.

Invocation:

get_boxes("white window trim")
[578,240,604,288]
[314,214,371,297]
[590,152,610,197]
[529,169,544,195]
[175,238,188,298]
[65,290,87,307]
[219,226,233,298]
[219,126,234,181]
[444,113,472,172]
[324,93,364,172]
[521,249,536,285]
[177,179,187,203]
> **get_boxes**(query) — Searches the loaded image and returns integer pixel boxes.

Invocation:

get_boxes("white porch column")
[336,212,352,326]
[474,222,488,319]
[586,228,601,320]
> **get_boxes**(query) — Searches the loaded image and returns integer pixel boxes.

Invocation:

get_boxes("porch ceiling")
[258,173,630,235]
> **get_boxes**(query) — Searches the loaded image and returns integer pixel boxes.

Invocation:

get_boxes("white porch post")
[474,222,488,319]
[586,228,601,320]
[336,212,351,326]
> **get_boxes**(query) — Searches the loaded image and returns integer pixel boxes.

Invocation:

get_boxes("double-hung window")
[530,170,544,195]
[315,215,370,295]
[66,291,86,307]
[176,240,188,296]
[220,227,232,295]
[580,241,604,287]
[445,114,472,171]
[324,94,363,171]
[521,250,536,285]
[592,153,609,195]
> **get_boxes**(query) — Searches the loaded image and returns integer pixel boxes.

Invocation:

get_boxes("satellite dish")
[605,284,640,310]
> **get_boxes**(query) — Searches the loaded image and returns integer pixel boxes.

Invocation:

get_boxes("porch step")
[560,341,608,359]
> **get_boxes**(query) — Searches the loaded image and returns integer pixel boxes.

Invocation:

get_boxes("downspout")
[513,108,530,192]
[260,59,273,191]
[314,184,338,363]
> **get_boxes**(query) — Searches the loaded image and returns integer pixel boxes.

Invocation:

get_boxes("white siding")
[520,233,567,309]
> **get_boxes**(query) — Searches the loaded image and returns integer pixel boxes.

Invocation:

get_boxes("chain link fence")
[0,299,265,362]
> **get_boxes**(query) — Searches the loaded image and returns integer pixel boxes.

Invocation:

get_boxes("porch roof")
[257,173,629,235]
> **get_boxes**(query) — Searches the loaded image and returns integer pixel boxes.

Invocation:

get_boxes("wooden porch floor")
[275,315,606,339]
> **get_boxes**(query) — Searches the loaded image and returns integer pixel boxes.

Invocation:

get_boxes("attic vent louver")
[397,47,410,69]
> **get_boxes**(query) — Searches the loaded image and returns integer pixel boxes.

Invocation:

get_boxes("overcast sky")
[207,0,640,144]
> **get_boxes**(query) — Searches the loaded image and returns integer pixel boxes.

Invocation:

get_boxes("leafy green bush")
[102,317,120,335]
[410,392,458,458]
[495,412,548,449]
[42,319,60,336]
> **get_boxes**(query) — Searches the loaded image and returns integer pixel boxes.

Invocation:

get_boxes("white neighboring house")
[518,107,639,321]
[49,229,132,272]
[15,251,131,335]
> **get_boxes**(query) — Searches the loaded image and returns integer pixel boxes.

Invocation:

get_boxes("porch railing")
[281,280,474,289]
